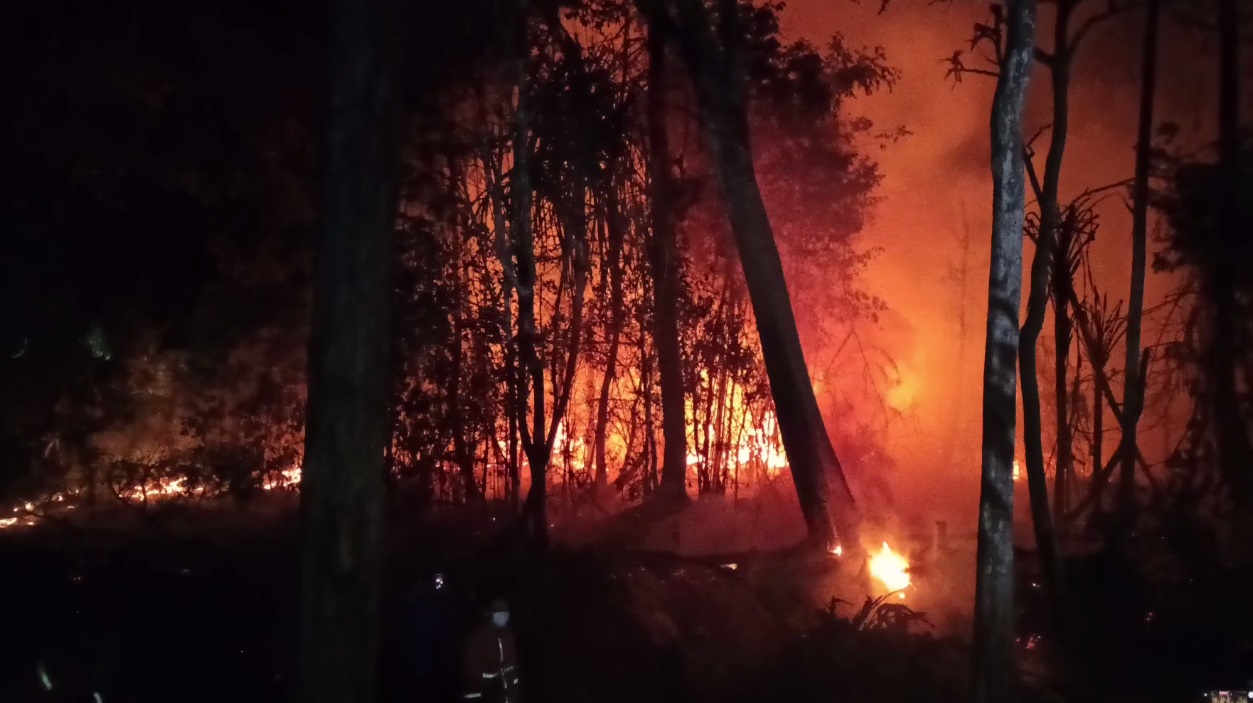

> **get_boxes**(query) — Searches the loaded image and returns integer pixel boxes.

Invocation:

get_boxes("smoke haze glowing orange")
[771,0,1217,529]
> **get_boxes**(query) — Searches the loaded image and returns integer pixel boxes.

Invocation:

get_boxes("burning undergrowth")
[517,547,964,703]
[0,466,302,534]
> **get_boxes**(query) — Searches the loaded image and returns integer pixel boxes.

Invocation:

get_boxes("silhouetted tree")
[645,20,692,501]
[1209,0,1252,499]
[950,0,1136,616]
[1116,0,1161,537]
[972,1,1035,702]
[296,0,397,700]
[636,0,862,548]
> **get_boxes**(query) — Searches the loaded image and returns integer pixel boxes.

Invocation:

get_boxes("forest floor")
[0,495,1247,703]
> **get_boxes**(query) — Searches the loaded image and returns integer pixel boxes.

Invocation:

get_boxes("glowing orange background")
[776,0,1224,525]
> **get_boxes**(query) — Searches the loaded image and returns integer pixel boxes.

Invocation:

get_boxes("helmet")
[489,598,510,627]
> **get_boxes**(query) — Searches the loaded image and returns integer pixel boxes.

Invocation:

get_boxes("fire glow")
[868,541,911,598]
[0,465,302,530]
[533,368,790,485]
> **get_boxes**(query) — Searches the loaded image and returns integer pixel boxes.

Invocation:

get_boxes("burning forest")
[1,0,1251,701]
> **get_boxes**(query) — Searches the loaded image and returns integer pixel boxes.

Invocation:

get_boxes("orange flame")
[0,465,303,531]
[868,541,910,597]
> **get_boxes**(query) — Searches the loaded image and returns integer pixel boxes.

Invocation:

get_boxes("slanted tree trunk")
[1116,0,1159,536]
[297,0,396,698]
[646,23,691,501]
[973,2,1035,702]
[641,0,857,548]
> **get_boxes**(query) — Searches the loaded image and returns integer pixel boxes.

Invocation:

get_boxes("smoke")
[770,0,1224,527]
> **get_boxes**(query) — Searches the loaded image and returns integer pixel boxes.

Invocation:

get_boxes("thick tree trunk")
[649,0,857,548]
[297,0,396,699]
[1117,0,1159,535]
[646,25,691,501]
[692,66,851,545]
[973,2,1035,702]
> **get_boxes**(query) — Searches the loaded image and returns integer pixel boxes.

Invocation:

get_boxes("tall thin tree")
[973,1,1035,701]
[951,0,1130,594]
[645,21,692,501]
[594,181,628,489]
[1051,217,1075,523]
[1116,0,1160,536]
[1018,0,1081,608]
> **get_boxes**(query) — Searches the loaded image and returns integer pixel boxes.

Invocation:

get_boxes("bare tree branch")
[1072,0,1153,56]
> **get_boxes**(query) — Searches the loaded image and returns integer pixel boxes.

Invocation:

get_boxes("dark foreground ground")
[0,503,1249,703]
